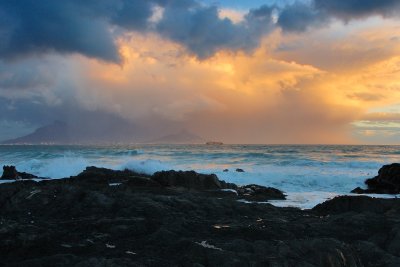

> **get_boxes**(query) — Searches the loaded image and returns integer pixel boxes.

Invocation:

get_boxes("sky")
[0,0,400,144]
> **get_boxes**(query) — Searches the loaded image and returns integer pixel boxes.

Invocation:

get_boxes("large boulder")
[152,170,227,190]
[351,163,400,194]
[73,166,150,184]
[1,165,17,179]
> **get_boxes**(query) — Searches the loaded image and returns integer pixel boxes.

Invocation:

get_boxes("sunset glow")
[1,0,400,144]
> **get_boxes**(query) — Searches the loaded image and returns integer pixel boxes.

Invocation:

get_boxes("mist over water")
[1,144,400,208]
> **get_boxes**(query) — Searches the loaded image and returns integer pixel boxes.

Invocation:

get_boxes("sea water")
[1,144,400,209]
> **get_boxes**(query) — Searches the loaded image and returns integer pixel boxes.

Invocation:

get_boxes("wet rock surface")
[0,167,400,266]
[152,170,235,191]
[237,184,285,201]
[352,163,400,194]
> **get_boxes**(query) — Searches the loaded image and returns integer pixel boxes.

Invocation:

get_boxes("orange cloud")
[63,17,400,144]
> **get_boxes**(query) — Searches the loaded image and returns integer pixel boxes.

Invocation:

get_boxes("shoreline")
[1,166,400,266]
[3,177,400,210]
[1,164,400,210]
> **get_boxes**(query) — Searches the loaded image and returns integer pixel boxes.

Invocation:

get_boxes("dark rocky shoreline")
[351,163,400,194]
[1,166,400,266]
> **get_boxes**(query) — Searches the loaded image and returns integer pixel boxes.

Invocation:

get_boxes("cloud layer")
[1,0,400,60]
[314,0,400,19]
[1,0,400,143]
[0,0,276,61]
[277,0,400,32]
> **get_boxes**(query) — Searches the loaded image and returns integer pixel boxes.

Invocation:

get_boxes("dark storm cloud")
[277,2,328,32]
[0,0,274,61]
[314,0,400,19]
[110,0,155,30]
[157,4,275,58]
[1,0,400,61]
[0,0,123,62]
[0,0,191,62]
[277,0,400,32]
[1,0,196,61]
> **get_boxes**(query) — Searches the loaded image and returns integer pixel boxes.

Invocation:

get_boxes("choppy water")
[1,144,400,208]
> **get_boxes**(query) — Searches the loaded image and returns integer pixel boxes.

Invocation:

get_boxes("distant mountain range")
[3,121,72,144]
[2,120,138,144]
[2,121,204,145]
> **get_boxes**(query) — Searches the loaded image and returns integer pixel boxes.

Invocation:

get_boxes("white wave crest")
[120,159,173,175]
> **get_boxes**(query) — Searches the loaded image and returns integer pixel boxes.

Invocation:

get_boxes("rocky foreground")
[1,167,400,266]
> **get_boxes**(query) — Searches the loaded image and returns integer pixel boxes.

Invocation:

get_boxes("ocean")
[1,144,400,209]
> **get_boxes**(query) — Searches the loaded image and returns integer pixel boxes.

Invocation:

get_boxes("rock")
[124,176,161,188]
[74,166,149,184]
[351,163,400,194]
[203,189,238,198]
[73,167,239,192]
[350,187,366,194]
[1,165,37,180]
[18,171,38,179]
[1,165,18,179]
[152,170,223,190]
[223,169,229,172]
[312,195,399,215]
[235,168,245,173]
[238,184,285,201]
[1,166,400,266]
[354,241,400,266]
[386,227,400,257]
[276,238,362,266]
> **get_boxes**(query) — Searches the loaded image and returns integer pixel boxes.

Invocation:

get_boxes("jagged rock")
[235,168,245,173]
[74,167,238,191]
[73,166,149,184]
[1,165,37,180]
[18,171,38,179]
[351,163,400,194]
[350,187,366,194]
[238,184,285,201]
[1,165,17,179]
[152,170,224,190]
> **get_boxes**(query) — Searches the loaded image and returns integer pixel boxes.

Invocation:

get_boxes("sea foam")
[1,144,400,208]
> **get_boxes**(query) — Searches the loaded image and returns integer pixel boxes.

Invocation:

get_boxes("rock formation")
[352,163,400,194]
[1,165,38,180]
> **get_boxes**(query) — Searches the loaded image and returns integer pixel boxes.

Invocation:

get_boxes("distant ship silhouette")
[205,141,223,145]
